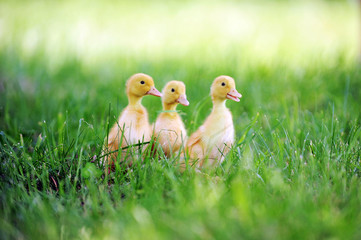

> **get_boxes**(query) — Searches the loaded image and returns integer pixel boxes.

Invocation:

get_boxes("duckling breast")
[154,113,187,156]
[119,107,152,144]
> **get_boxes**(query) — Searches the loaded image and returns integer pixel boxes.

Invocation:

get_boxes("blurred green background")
[1,0,361,239]
[0,0,358,130]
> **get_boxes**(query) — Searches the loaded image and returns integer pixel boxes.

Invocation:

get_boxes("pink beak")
[146,86,162,97]
[226,88,242,102]
[177,94,189,106]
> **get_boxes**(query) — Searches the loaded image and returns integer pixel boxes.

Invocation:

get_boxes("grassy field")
[1,0,361,239]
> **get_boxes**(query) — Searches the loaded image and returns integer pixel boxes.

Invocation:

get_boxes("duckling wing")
[187,129,202,148]
[186,126,207,167]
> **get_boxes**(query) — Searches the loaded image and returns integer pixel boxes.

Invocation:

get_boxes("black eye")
[221,82,226,86]
[140,81,145,84]
[171,88,175,92]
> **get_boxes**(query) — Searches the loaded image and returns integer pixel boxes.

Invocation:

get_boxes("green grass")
[1,0,361,239]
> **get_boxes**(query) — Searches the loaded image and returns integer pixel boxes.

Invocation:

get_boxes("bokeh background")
[0,0,359,131]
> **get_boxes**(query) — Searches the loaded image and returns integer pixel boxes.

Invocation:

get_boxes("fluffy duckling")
[104,73,162,168]
[154,81,189,157]
[185,75,242,168]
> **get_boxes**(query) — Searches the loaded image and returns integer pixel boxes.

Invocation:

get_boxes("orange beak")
[146,86,162,97]
[177,94,189,106]
[226,88,242,102]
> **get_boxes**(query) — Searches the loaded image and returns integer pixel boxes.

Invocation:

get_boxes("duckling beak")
[177,94,189,106]
[146,86,162,97]
[226,88,242,102]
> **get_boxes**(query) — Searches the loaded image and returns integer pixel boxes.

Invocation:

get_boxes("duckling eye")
[140,81,145,84]
[171,88,175,92]
[221,82,226,86]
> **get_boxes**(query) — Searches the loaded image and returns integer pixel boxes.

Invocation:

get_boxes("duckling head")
[126,73,162,98]
[211,75,242,102]
[162,80,189,107]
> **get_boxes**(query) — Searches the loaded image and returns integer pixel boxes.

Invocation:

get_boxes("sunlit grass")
[0,0,361,239]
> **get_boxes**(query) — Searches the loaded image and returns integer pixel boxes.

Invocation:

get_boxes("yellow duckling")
[185,75,242,168]
[154,81,189,157]
[104,73,162,169]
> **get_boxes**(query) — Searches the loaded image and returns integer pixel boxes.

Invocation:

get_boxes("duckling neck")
[128,94,143,108]
[212,99,227,112]
[163,102,178,112]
